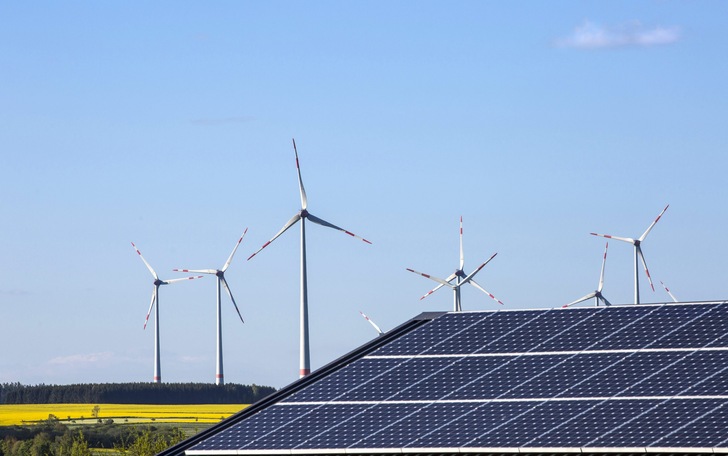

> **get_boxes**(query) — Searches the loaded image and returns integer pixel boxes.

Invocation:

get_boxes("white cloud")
[49,352,113,365]
[557,21,681,49]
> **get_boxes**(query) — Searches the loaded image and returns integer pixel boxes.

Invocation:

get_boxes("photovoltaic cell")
[186,302,728,455]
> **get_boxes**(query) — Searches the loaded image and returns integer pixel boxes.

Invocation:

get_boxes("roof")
[159,302,728,456]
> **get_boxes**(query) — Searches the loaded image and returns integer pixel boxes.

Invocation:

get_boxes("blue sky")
[1,2,727,390]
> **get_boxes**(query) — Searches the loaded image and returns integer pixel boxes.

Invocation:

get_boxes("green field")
[0,403,248,427]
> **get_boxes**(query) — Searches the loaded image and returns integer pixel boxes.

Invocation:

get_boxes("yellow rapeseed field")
[0,404,248,426]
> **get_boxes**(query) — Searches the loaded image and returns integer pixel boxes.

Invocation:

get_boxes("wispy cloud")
[0,289,31,296]
[49,352,113,365]
[178,355,207,364]
[191,116,255,126]
[556,21,681,49]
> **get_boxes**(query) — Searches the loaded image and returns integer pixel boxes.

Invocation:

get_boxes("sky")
[2,2,728,390]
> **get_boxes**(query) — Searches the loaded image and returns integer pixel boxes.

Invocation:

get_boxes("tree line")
[0,416,186,456]
[0,383,275,405]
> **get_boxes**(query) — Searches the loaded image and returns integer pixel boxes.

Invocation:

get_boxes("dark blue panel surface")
[189,303,728,453]
[589,399,726,447]
[529,399,658,447]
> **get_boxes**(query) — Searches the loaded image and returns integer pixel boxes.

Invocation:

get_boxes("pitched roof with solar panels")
[159,301,728,456]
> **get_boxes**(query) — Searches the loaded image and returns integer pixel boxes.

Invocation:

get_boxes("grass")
[0,404,249,427]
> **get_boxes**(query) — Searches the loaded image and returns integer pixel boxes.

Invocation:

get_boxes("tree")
[91,406,100,420]
[70,432,91,456]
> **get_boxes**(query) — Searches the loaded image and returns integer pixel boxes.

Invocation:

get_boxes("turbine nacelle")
[590,205,668,304]
[408,217,503,310]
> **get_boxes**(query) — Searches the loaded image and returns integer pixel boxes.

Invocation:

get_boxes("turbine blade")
[307,213,372,244]
[639,204,669,242]
[563,291,597,308]
[144,287,156,330]
[420,283,446,300]
[600,295,612,307]
[222,228,248,272]
[637,246,655,291]
[461,253,498,284]
[597,242,608,293]
[293,138,308,210]
[468,278,504,305]
[247,213,302,260]
[173,268,217,274]
[459,216,464,270]
[660,280,678,303]
[359,311,383,335]
[590,233,636,244]
[406,268,454,288]
[163,275,204,284]
[418,272,458,300]
[131,242,158,280]
[222,277,244,324]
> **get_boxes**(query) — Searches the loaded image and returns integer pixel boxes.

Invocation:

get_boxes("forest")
[0,383,276,405]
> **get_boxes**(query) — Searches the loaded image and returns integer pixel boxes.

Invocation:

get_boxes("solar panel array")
[187,302,728,454]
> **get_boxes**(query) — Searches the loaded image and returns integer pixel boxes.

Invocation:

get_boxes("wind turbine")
[407,217,503,311]
[563,242,611,308]
[660,280,679,303]
[247,139,371,378]
[174,229,248,385]
[590,204,669,304]
[131,242,203,383]
[359,310,383,336]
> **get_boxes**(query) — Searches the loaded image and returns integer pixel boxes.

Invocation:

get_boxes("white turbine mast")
[131,242,203,383]
[590,204,669,304]
[407,216,503,311]
[563,242,611,308]
[247,139,371,378]
[174,228,248,385]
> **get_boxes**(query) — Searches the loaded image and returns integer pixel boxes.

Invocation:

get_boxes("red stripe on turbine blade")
[345,231,355,237]
[363,238,372,244]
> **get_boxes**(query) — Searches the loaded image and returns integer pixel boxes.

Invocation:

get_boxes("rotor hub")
[301,209,309,218]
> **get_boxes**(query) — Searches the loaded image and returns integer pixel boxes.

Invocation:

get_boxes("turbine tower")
[247,139,371,378]
[174,229,248,385]
[407,217,503,311]
[131,242,202,383]
[590,205,669,304]
[563,242,611,308]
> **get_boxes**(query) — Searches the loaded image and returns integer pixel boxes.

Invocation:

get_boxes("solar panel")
[184,302,728,455]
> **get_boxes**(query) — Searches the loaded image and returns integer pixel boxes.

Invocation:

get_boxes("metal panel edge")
[162,313,440,456]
